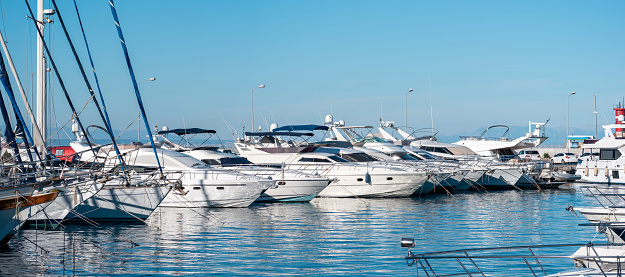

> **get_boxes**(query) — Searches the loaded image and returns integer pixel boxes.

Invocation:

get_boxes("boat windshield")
[417,151,439,160]
[220,157,253,166]
[398,154,418,161]
[349,137,386,143]
[408,154,423,160]
[328,155,350,163]
[341,153,380,162]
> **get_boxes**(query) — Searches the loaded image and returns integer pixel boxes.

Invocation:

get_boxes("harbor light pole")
[405,88,413,132]
[252,85,265,132]
[594,94,597,139]
[138,77,156,142]
[567,91,576,151]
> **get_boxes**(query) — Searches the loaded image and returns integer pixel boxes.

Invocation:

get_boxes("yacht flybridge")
[576,124,625,184]
[453,121,549,161]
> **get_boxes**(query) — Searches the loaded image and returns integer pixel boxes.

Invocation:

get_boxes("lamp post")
[251,84,265,132]
[405,88,413,132]
[567,91,576,151]
[138,77,156,142]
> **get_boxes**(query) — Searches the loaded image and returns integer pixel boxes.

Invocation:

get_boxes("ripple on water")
[0,188,601,276]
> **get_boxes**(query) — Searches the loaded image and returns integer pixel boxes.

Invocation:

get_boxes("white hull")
[579,207,625,222]
[257,178,331,202]
[315,172,428,198]
[64,185,170,221]
[160,176,271,208]
[577,163,625,184]
[29,179,103,222]
[569,245,625,273]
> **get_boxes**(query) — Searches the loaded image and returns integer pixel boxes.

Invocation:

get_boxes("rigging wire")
[109,0,163,174]
[51,0,128,175]
[23,0,99,159]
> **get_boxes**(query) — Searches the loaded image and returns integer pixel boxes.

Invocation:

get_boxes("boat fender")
[605,167,610,177]
[584,166,589,176]
[364,172,371,185]
[594,167,598,176]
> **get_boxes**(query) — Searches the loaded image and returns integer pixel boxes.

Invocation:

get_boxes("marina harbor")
[0,1,624,276]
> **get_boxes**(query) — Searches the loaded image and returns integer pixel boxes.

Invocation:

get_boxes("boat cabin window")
[202,159,221,166]
[219,157,253,166]
[299,157,331,163]
[328,156,350,163]
[420,146,453,155]
[55,149,64,156]
[399,154,418,161]
[341,153,379,162]
[600,149,622,160]
[407,154,423,160]
[416,151,439,160]
[114,165,158,173]
[259,136,276,143]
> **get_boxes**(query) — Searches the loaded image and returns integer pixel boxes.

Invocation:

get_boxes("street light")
[137,77,156,142]
[251,84,265,132]
[567,91,576,151]
[405,88,413,132]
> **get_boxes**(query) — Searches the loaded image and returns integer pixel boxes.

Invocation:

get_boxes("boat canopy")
[158,128,216,135]
[272,125,329,131]
[245,131,314,137]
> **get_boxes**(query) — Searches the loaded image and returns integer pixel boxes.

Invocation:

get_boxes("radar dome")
[325,114,333,124]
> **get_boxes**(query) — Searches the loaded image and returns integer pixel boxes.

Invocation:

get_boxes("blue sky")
[1,0,624,143]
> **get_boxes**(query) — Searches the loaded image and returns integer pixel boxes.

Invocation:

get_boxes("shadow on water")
[0,187,603,275]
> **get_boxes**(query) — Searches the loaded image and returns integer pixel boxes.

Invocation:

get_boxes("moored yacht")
[377,121,537,190]
[576,121,625,184]
[235,132,427,197]
[453,122,549,162]
[73,140,274,208]
[156,127,332,202]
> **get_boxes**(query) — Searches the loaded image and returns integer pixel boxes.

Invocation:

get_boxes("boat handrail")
[402,239,625,276]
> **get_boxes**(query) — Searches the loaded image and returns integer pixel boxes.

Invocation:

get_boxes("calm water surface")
[0,186,602,276]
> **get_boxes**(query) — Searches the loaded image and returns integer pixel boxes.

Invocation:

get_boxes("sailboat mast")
[35,0,46,151]
[0,30,46,156]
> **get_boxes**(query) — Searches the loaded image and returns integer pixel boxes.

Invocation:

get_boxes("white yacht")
[576,124,625,184]
[453,122,549,162]
[235,132,427,197]
[73,140,274,208]
[377,122,537,190]
[155,127,332,202]
[275,122,438,194]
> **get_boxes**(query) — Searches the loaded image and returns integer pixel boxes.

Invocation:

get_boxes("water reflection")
[0,188,601,275]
